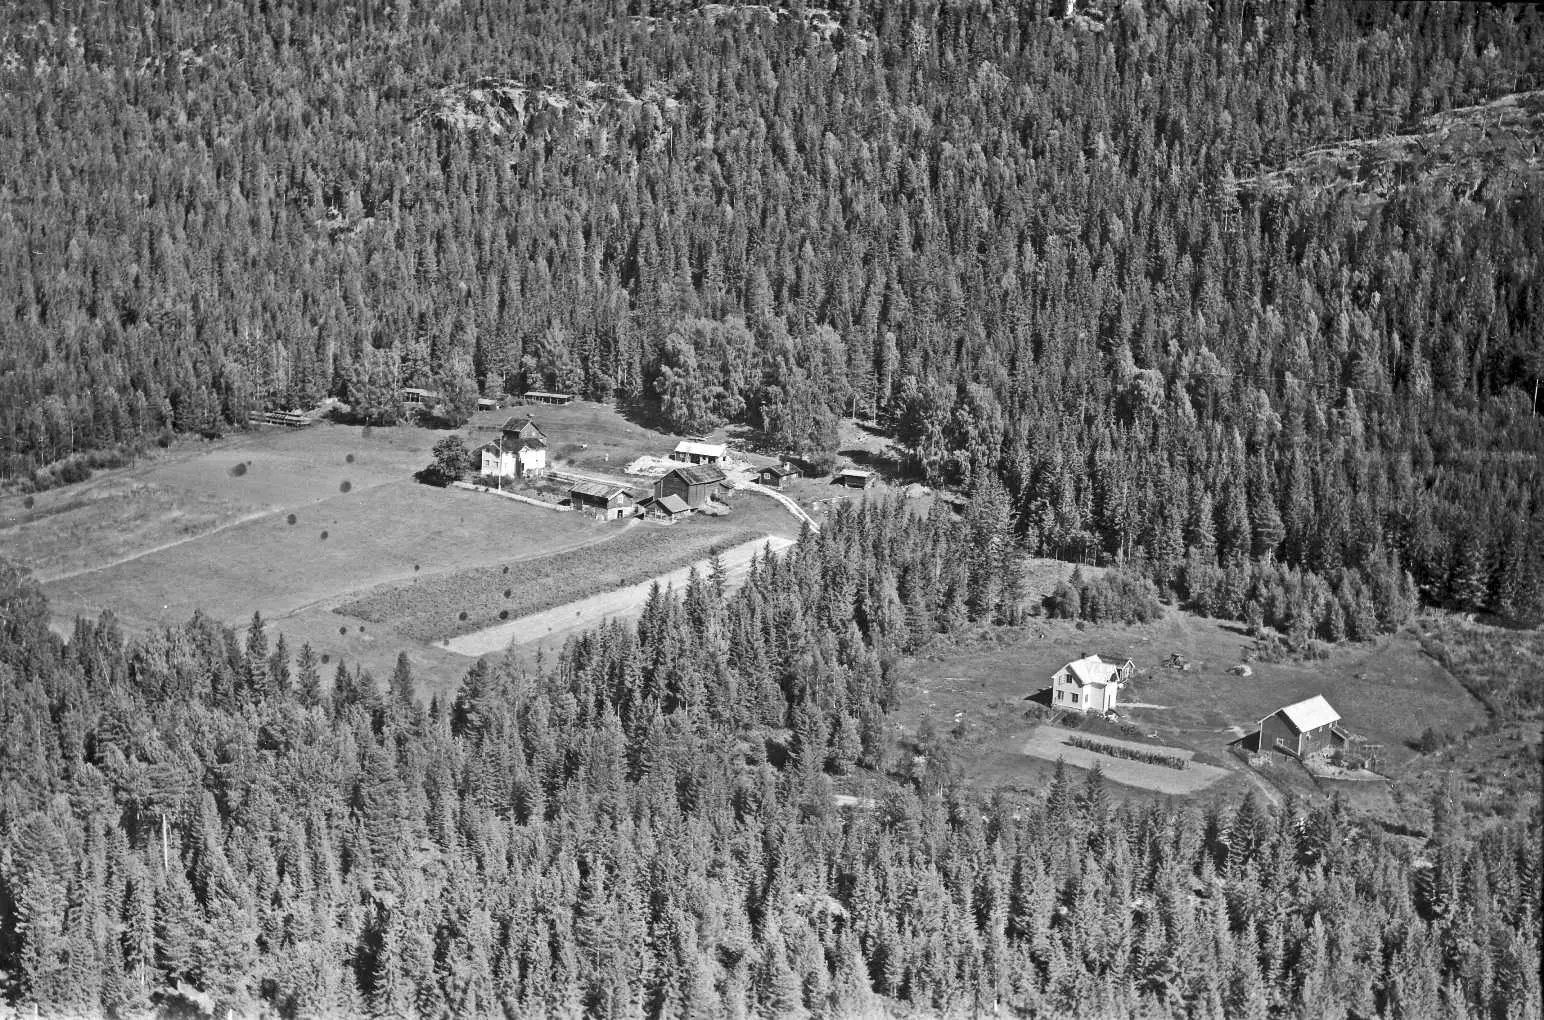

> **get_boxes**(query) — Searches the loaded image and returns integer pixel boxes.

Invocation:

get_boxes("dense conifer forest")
[1,0,1541,632]
[2,0,1543,1015]
[1,507,1540,1018]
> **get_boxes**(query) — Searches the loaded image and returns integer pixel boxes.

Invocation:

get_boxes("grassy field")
[0,405,816,700]
[337,493,796,642]
[449,534,795,659]
[893,593,1492,811]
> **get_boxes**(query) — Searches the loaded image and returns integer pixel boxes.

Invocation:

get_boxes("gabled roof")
[759,463,798,477]
[501,415,546,440]
[569,480,631,501]
[674,440,727,458]
[1265,695,1341,733]
[663,464,726,485]
[657,494,691,515]
[836,467,874,478]
[1059,654,1122,688]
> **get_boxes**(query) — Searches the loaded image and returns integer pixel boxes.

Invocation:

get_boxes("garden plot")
[1020,725,1229,795]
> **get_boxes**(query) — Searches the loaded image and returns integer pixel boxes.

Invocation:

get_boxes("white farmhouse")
[1050,654,1135,714]
[480,416,548,479]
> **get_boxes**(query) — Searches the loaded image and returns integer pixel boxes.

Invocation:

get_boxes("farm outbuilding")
[1258,695,1346,758]
[481,416,548,479]
[400,387,439,407]
[1051,655,1135,714]
[673,440,728,465]
[568,481,637,520]
[523,391,574,406]
[476,397,498,411]
[834,468,876,489]
[757,463,799,489]
[655,465,726,508]
[653,494,692,519]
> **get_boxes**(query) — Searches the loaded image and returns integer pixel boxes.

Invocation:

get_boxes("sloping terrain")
[1239,88,1544,209]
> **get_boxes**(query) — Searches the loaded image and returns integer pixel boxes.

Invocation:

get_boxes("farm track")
[445,534,794,657]
[35,508,281,584]
[34,476,404,585]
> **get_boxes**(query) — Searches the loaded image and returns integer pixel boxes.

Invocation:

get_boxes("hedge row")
[1067,735,1188,771]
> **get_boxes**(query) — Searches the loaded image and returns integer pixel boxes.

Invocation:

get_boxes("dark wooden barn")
[655,465,726,508]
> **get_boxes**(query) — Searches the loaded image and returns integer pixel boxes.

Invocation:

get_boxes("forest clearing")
[896,601,1494,815]
[0,406,807,693]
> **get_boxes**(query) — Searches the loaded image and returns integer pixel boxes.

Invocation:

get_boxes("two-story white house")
[479,416,548,479]
[1050,654,1135,714]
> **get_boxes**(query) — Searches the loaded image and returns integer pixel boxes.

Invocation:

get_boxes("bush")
[1418,727,1452,753]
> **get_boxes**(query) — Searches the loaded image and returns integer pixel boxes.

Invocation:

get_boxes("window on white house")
[1071,693,1079,704]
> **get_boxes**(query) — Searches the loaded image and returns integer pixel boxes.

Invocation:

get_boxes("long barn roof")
[665,464,726,485]
[674,440,727,458]
[1265,695,1341,732]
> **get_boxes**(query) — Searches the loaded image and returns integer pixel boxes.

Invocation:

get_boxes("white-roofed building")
[673,440,728,465]
[1050,654,1135,714]
[1257,695,1346,758]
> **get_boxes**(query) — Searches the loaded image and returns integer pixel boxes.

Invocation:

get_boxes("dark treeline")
[1,505,1540,1018]
[1,0,1542,629]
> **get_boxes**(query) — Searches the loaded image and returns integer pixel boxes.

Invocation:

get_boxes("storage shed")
[568,481,637,520]
[673,440,728,466]
[834,468,876,489]
[757,463,799,489]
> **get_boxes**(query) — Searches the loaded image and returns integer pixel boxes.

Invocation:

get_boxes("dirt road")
[445,534,795,657]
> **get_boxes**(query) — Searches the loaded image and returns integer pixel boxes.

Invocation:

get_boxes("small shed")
[655,465,727,508]
[673,440,728,466]
[655,494,692,519]
[834,468,876,489]
[401,387,439,406]
[524,391,574,406]
[476,397,499,411]
[757,463,799,489]
[1257,696,1346,759]
[569,481,636,520]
